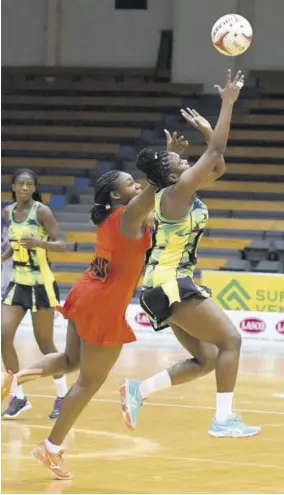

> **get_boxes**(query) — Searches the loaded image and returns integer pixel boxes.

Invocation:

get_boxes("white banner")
[18,303,284,343]
[126,305,284,342]
[226,310,284,341]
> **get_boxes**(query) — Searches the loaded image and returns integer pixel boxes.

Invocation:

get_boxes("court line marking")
[151,455,282,470]
[2,423,282,471]
[261,423,284,428]
[27,393,284,416]
[1,423,161,461]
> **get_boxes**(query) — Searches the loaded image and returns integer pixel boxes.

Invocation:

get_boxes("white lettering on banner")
[18,303,284,343]
[239,318,266,334]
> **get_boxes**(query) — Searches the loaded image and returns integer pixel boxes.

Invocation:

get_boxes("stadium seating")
[2,174,75,186]
[2,157,98,171]
[2,191,51,204]
[2,69,284,295]
[249,69,284,95]
[2,110,163,124]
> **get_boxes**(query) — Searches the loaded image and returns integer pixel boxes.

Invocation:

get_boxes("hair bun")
[136,148,156,175]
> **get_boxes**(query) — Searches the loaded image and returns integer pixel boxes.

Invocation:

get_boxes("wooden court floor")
[1,341,284,494]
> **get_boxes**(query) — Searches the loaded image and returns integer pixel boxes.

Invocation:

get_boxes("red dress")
[57,206,151,346]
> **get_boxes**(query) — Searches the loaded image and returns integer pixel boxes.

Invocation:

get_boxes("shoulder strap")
[154,189,164,221]
[7,203,16,223]
[28,201,41,224]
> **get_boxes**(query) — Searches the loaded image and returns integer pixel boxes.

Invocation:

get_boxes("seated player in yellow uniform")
[1,169,68,419]
[120,70,261,438]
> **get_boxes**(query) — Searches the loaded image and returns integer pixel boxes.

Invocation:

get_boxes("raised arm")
[170,70,243,199]
[181,108,227,187]
[120,184,157,239]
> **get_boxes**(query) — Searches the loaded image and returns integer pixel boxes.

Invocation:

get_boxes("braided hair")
[90,170,121,226]
[12,169,43,203]
[136,148,173,189]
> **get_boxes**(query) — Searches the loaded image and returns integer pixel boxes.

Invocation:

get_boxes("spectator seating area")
[2,68,284,297]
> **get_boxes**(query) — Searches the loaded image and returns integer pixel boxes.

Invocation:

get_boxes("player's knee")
[220,326,242,352]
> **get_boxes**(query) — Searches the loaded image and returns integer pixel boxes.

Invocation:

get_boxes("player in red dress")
[1,133,189,480]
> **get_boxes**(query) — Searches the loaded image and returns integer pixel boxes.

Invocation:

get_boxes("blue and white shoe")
[208,416,261,438]
[119,379,143,431]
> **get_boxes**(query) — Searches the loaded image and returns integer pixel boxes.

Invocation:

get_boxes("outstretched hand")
[214,69,244,104]
[180,108,212,136]
[164,129,189,155]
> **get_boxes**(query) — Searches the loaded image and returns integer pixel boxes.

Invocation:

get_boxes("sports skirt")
[56,272,137,347]
[2,281,60,312]
[140,277,211,331]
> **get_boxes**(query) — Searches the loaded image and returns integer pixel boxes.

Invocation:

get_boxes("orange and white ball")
[211,14,253,56]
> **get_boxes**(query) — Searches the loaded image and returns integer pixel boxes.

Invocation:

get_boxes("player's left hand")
[181,108,212,135]
[164,129,189,155]
[20,235,41,249]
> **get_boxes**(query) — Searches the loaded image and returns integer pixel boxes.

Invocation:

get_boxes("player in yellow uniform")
[1,169,68,419]
[120,70,261,438]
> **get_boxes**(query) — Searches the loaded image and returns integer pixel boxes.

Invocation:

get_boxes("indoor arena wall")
[60,0,173,67]
[172,0,284,91]
[2,0,173,68]
[2,0,284,90]
[1,0,47,66]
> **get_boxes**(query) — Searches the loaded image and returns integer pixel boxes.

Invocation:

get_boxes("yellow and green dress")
[2,201,60,312]
[141,189,211,330]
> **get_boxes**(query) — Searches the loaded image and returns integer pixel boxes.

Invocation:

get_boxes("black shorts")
[140,277,211,331]
[2,281,60,313]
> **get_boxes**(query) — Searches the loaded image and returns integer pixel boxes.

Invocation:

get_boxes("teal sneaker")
[119,379,143,431]
[208,417,261,438]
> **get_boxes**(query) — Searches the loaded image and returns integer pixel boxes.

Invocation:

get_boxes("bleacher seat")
[1,191,51,203]
[274,241,284,261]
[2,110,163,125]
[255,260,283,273]
[2,157,98,170]
[249,70,284,95]
[221,259,251,272]
[2,174,75,187]
[244,241,272,263]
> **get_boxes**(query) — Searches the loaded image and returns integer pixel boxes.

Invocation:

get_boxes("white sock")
[139,370,172,400]
[45,439,62,454]
[53,376,67,398]
[215,392,234,423]
[14,385,25,400]
[10,374,18,395]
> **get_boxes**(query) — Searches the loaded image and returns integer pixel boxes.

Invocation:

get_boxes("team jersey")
[7,201,55,287]
[143,189,208,289]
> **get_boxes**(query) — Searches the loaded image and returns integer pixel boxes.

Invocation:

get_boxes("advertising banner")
[201,271,284,313]
[17,304,284,343]
[126,305,284,342]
